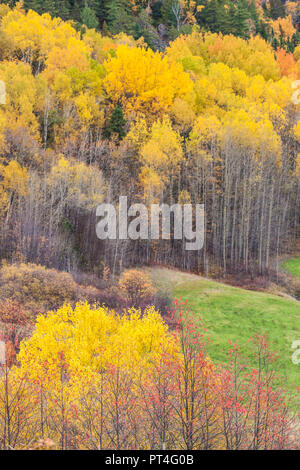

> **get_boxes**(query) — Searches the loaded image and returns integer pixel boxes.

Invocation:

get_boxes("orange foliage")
[276,48,296,77]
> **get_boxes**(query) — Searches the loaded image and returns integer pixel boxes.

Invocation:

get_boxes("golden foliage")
[17,302,176,382]
[103,45,192,119]
[119,269,157,305]
[0,263,98,316]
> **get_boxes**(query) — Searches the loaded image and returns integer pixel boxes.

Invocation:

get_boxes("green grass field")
[147,267,300,393]
[282,258,300,280]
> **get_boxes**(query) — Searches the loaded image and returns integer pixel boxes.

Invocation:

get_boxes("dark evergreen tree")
[81,2,99,28]
[133,21,143,40]
[271,30,279,50]
[258,20,269,41]
[161,0,179,28]
[81,0,106,25]
[268,0,285,20]
[5,0,300,49]
[249,0,259,32]
[217,1,232,35]
[232,0,251,38]
[201,0,219,32]
[102,20,110,35]
[23,0,71,20]
[104,105,126,141]
[152,1,163,26]
[104,0,134,35]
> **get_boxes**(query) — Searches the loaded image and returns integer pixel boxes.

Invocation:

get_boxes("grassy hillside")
[282,258,300,280]
[147,267,300,393]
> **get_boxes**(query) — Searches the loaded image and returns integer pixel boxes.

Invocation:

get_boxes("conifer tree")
[161,0,180,28]
[269,0,285,20]
[201,0,219,32]
[232,0,250,38]
[23,0,71,20]
[81,1,99,28]
[105,0,134,35]
[152,1,163,26]
[217,1,232,35]
[104,105,126,141]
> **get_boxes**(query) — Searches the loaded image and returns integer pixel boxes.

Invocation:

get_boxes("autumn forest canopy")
[0,1,299,273]
[0,0,299,451]
[2,0,300,51]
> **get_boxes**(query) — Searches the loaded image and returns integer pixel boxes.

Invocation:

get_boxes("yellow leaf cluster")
[49,156,104,210]
[103,45,192,118]
[17,302,178,384]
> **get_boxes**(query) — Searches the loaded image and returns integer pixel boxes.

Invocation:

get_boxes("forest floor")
[146,266,300,394]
